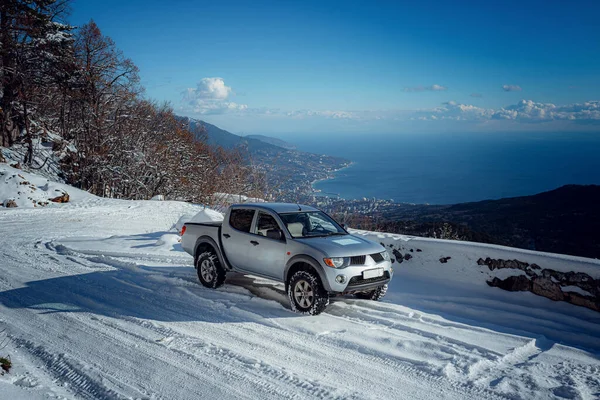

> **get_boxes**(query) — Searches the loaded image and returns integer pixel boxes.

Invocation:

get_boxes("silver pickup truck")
[181,203,393,315]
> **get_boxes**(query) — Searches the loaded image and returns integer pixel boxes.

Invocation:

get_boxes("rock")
[525,268,538,277]
[439,256,451,263]
[416,249,422,252]
[404,253,412,261]
[532,277,564,301]
[392,249,404,264]
[4,199,17,208]
[529,263,541,270]
[487,275,532,292]
[49,192,70,203]
[0,152,5,163]
[410,249,414,252]
[10,162,20,169]
[565,292,600,312]
[477,258,486,266]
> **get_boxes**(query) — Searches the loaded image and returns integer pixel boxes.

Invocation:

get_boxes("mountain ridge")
[379,184,600,259]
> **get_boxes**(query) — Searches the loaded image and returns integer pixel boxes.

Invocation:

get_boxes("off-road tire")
[287,270,329,315]
[355,284,388,301]
[196,251,226,289]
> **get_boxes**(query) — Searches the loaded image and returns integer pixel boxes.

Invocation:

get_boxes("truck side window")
[229,209,255,233]
[256,212,280,236]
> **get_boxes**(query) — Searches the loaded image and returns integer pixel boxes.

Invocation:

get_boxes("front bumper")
[322,260,393,293]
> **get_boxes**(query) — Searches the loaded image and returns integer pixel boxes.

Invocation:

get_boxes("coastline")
[310,161,354,197]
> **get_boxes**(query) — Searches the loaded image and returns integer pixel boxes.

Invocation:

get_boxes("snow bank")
[190,208,224,223]
[0,163,95,208]
[174,208,224,232]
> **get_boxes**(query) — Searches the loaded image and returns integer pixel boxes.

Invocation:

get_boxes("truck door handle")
[223,234,231,238]
[250,240,259,246]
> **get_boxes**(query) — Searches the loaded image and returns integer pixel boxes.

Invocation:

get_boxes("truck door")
[221,208,256,270]
[246,211,286,279]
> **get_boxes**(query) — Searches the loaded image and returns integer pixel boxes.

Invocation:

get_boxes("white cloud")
[502,84,522,92]
[182,77,248,115]
[416,99,600,122]
[404,84,448,92]
[186,77,232,100]
[415,101,493,121]
[285,110,358,119]
[493,100,600,121]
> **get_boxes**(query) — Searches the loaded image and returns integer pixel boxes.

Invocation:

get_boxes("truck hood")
[293,234,385,258]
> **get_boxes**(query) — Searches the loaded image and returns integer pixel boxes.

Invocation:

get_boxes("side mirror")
[266,229,284,241]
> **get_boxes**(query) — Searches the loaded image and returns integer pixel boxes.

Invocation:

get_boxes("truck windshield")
[279,211,347,238]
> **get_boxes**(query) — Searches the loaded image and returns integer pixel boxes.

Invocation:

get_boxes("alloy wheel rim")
[200,259,215,282]
[293,279,314,308]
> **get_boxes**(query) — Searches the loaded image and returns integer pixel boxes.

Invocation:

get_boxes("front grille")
[350,255,366,265]
[348,271,390,287]
[370,252,384,263]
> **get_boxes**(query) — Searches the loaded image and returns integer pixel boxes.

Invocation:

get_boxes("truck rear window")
[229,209,255,232]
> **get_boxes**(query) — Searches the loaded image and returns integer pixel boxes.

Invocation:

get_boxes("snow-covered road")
[1,198,599,399]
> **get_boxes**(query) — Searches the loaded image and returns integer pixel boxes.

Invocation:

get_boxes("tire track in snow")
[92,305,508,400]
[467,337,553,386]
[325,303,502,367]
[11,337,127,400]
[91,315,355,400]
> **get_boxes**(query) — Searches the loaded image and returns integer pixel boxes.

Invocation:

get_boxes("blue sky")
[71,0,600,134]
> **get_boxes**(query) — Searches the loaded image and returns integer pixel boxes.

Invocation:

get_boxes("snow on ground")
[0,163,92,208]
[0,165,599,399]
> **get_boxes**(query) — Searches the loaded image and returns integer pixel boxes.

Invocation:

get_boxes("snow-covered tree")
[0,0,74,155]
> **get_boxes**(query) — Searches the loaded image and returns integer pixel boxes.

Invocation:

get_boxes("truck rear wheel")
[287,270,329,315]
[354,284,388,301]
[196,251,226,289]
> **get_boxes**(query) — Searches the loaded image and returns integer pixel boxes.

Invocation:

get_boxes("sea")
[281,131,600,205]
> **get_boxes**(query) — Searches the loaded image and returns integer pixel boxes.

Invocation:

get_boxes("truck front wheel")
[287,270,329,315]
[197,251,226,289]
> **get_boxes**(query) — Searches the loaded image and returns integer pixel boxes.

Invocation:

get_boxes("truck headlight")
[381,251,391,261]
[324,257,349,268]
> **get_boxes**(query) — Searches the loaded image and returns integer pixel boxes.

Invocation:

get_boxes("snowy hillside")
[0,164,93,208]
[1,164,599,400]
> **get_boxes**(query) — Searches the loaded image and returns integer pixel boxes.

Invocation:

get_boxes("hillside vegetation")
[0,0,263,203]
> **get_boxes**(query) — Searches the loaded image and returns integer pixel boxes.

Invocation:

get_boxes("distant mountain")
[179,117,280,152]
[177,117,350,199]
[245,135,296,150]
[380,185,600,258]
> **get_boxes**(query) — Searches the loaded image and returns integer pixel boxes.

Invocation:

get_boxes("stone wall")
[481,257,600,312]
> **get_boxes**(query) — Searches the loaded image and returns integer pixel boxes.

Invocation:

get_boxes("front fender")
[285,254,333,292]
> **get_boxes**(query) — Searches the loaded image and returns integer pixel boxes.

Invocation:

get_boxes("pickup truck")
[181,203,393,315]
